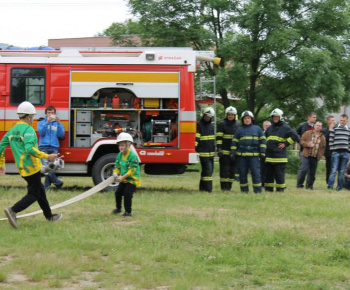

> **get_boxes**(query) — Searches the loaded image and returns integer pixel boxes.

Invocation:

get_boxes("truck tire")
[92,153,118,192]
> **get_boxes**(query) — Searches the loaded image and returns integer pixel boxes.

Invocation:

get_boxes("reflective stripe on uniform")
[267,136,286,142]
[200,135,215,141]
[201,176,213,181]
[199,152,215,157]
[265,157,288,163]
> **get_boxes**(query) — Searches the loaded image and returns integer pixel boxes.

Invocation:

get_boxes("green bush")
[286,150,300,174]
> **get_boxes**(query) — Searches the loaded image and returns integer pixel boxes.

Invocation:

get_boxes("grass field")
[0,163,350,289]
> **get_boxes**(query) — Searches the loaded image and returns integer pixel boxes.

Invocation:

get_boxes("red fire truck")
[0,47,219,190]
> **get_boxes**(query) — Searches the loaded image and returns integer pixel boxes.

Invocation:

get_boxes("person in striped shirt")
[328,114,350,191]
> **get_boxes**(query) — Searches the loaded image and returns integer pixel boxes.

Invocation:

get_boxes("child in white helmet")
[111,132,141,217]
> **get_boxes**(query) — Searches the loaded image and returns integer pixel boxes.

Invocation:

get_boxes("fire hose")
[0,176,116,221]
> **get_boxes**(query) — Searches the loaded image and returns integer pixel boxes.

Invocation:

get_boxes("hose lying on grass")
[0,176,115,221]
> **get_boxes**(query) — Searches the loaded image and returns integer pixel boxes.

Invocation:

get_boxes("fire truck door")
[0,67,6,133]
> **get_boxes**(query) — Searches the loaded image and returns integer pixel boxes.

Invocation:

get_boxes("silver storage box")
[76,123,91,135]
[75,137,91,148]
[76,111,92,122]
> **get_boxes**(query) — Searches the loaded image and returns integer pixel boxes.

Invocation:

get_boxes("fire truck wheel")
[92,153,119,192]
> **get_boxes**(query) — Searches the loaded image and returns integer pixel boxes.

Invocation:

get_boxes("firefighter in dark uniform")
[231,111,266,193]
[216,106,240,191]
[265,108,300,192]
[196,107,215,193]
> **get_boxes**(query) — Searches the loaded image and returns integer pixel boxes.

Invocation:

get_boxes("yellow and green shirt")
[113,149,141,187]
[0,121,49,177]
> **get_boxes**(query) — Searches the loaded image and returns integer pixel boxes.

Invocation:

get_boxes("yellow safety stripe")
[266,157,288,163]
[259,136,266,140]
[253,183,262,187]
[275,183,286,188]
[196,133,201,138]
[236,152,260,156]
[201,176,213,181]
[267,136,286,142]
[231,146,237,150]
[200,135,215,141]
[240,136,259,140]
[260,144,267,148]
[216,132,224,137]
[287,137,294,145]
[223,134,233,139]
[72,71,179,83]
[232,138,239,142]
[199,152,215,157]
[222,150,230,155]
[217,140,223,145]
[240,183,249,187]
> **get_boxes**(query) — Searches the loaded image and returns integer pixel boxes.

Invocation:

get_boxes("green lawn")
[0,164,349,289]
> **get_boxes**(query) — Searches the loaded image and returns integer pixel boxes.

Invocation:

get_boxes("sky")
[0,0,131,48]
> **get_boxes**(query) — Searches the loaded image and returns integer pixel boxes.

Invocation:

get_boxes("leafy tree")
[97,19,144,47]
[102,0,350,125]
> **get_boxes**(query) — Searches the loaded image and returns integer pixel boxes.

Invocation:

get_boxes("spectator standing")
[0,101,62,229]
[296,121,326,189]
[216,106,240,191]
[328,114,350,191]
[196,107,215,193]
[296,112,317,153]
[263,121,271,133]
[38,106,65,190]
[322,115,336,184]
[265,109,300,192]
[231,111,266,194]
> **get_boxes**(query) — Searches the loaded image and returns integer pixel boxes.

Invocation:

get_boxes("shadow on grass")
[0,185,199,194]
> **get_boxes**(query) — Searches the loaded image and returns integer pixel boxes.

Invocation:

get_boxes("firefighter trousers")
[265,162,287,192]
[219,155,235,191]
[239,156,262,193]
[115,182,136,214]
[199,157,214,193]
[12,171,53,220]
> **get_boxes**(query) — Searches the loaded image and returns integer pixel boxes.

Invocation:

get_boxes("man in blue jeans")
[38,106,65,190]
[328,114,350,191]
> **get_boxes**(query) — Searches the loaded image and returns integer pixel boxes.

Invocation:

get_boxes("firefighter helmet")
[202,107,215,118]
[17,101,36,115]
[225,106,237,116]
[241,110,254,121]
[270,108,284,120]
[116,132,134,143]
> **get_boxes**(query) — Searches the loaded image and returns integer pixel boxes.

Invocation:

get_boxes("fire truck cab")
[0,47,217,190]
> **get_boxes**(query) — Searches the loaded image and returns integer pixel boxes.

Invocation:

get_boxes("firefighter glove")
[217,151,223,158]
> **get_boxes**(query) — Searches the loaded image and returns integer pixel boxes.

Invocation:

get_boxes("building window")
[10,68,46,105]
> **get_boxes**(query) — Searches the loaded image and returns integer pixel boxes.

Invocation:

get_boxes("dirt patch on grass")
[7,273,28,282]
[0,255,13,265]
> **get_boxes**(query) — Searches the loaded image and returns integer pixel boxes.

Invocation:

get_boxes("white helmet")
[202,107,215,118]
[17,101,36,115]
[116,132,133,143]
[225,106,237,116]
[241,110,254,121]
[270,108,284,120]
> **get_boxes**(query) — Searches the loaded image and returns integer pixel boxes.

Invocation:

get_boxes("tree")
[97,19,144,47]
[103,0,350,124]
